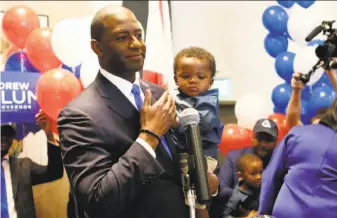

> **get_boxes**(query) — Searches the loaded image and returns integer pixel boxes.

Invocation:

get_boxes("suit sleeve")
[258,132,292,215]
[30,142,64,185]
[217,154,236,209]
[58,107,165,218]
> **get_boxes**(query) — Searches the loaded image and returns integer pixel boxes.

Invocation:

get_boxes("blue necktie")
[131,84,172,159]
[1,163,10,218]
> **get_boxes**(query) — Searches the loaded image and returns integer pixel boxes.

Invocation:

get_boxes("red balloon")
[218,124,252,156]
[5,45,21,58]
[2,6,40,48]
[268,113,290,143]
[36,69,82,121]
[26,28,62,73]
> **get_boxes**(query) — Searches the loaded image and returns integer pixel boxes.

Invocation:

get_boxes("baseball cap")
[253,119,278,140]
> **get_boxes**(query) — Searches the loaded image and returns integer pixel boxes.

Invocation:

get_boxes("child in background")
[222,153,263,218]
[171,47,224,216]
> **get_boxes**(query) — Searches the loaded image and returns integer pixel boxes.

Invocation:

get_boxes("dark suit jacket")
[58,72,189,218]
[8,142,63,218]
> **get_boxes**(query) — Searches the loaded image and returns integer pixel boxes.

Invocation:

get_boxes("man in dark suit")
[58,5,218,218]
[1,110,64,218]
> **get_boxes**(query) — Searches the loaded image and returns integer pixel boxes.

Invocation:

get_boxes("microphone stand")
[184,174,196,218]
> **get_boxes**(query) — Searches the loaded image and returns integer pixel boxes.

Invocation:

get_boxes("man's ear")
[252,133,258,146]
[91,39,103,57]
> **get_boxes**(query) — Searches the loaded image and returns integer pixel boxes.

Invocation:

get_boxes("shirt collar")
[100,68,141,96]
[237,180,255,196]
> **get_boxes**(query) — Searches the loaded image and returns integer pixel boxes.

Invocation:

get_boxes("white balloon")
[235,94,272,129]
[293,45,324,86]
[80,51,100,88]
[51,17,92,67]
[287,4,326,47]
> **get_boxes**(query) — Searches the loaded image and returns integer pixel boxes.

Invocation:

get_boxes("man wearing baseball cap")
[209,119,278,218]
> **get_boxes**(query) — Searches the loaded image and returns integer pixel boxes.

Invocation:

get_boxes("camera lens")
[315,43,336,59]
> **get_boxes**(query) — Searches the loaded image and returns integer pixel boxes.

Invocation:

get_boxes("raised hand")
[36,109,53,134]
[139,89,177,149]
[35,109,57,144]
[291,72,305,90]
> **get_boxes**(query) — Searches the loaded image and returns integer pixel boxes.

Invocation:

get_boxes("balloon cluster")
[218,94,290,156]
[262,0,336,125]
[218,1,328,156]
[1,6,93,123]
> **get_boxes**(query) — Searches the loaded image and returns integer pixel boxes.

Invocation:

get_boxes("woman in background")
[259,98,337,218]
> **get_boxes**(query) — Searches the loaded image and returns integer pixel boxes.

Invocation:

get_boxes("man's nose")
[129,36,142,49]
[256,174,262,180]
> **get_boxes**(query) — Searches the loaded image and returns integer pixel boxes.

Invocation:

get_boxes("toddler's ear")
[237,171,244,182]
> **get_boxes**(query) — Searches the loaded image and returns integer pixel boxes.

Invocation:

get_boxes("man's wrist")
[292,87,303,92]
[45,132,58,145]
[138,132,159,150]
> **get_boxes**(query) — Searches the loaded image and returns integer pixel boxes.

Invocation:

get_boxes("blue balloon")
[4,51,40,73]
[307,39,325,46]
[61,64,81,78]
[275,51,295,83]
[272,83,292,110]
[311,72,335,90]
[299,100,310,124]
[301,85,312,101]
[274,106,285,114]
[277,0,295,8]
[283,29,292,40]
[308,86,336,117]
[262,5,289,34]
[264,33,288,58]
[296,0,315,8]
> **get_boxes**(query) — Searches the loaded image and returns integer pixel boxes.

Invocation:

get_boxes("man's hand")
[291,72,305,90]
[139,90,177,150]
[35,109,57,144]
[207,173,219,195]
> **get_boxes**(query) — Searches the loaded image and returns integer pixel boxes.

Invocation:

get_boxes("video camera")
[297,20,337,84]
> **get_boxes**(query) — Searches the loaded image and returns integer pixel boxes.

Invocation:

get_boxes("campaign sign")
[1,71,41,123]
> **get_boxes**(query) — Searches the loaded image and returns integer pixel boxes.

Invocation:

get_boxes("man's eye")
[117,36,127,41]
[136,34,142,39]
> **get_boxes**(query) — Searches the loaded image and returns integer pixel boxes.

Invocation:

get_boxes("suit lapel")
[9,157,19,200]
[95,72,140,126]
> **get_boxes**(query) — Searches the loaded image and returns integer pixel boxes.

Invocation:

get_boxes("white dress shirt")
[100,68,156,158]
[2,154,18,218]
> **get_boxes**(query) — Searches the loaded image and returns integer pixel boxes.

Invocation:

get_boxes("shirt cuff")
[212,188,219,197]
[136,138,156,158]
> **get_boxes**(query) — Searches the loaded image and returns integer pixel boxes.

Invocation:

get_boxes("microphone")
[305,25,324,42]
[180,108,211,204]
